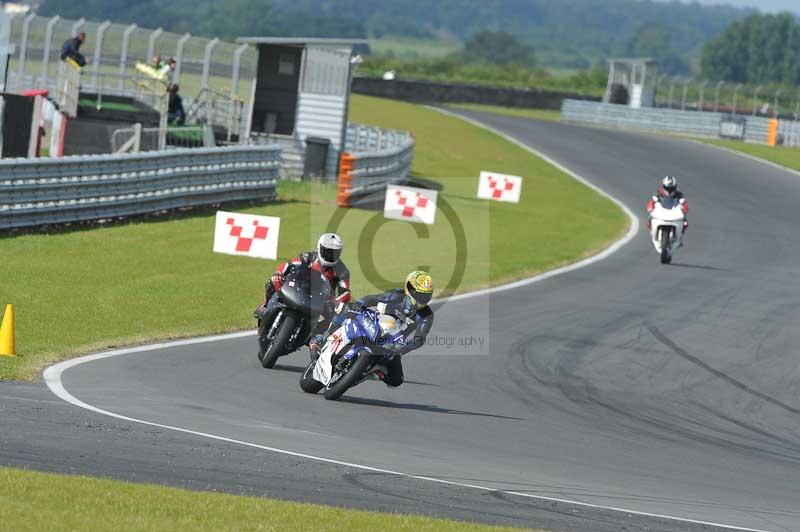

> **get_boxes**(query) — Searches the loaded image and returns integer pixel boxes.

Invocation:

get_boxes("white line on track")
[689,139,800,179]
[43,112,770,532]
[429,106,640,303]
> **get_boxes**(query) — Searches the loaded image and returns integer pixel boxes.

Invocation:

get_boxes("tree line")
[39,0,748,72]
[701,13,800,85]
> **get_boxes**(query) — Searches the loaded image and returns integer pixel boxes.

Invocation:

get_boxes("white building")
[237,37,366,178]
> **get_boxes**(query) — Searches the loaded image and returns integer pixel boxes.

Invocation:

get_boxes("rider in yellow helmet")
[311,271,435,387]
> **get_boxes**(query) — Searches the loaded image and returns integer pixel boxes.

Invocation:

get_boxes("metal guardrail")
[777,121,800,148]
[0,145,281,229]
[345,124,413,153]
[345,124,414,180]
[337,127,415,206]
[252,123,415,181]
[347,141,414,185]
[561,99,772,144]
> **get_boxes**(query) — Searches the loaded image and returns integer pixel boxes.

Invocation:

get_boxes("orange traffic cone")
[0,304,16,357]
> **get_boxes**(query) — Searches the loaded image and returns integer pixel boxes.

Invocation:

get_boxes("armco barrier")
[0,145,281,229]
[345,124,413,152]
[252,124,414,180]
[561,99,772,144]
[337,134,414,207]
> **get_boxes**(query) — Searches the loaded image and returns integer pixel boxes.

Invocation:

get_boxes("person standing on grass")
[60,32,87,67]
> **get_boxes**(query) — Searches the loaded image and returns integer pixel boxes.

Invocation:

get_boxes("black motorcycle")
[255,264,333,369]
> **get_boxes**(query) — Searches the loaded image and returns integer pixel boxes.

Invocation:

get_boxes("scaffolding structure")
[603,58,658,108]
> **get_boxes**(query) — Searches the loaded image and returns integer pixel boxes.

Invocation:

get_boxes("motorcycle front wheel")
[260,313,298,369]
[299,361,323,394]
[660,229,671,264]
[323,353,373,401]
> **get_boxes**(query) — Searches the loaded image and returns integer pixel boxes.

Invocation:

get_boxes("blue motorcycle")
[299,307,404,400]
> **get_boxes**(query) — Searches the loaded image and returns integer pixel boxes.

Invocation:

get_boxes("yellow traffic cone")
[0,304,16,357]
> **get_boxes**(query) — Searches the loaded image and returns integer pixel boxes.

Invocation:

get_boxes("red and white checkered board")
[213,211,280,260]
[477,171,523,203]
[384,185,438,225]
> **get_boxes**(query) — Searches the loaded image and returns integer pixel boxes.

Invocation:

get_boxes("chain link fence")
[651,76,800,121]
[8,14,256,99]
[6,13,255,143]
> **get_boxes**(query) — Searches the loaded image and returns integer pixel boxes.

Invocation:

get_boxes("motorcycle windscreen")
[350,310,379,342]
[658,196,679,209]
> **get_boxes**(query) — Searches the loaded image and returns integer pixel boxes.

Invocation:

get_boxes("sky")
[663,0,799,13]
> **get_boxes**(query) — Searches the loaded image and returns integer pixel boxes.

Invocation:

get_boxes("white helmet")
[661,175,677,193]
[317,232,343,267]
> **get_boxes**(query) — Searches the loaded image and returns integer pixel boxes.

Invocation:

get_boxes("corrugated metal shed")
[242,38,359,178]
[237,37,367,46]
[296,93,346,150]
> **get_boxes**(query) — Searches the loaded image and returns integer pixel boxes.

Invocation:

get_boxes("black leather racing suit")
[325,289,434,387]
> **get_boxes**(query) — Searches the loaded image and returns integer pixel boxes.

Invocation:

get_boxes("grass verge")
[369,36,462,59]
[0,94,626,380]
[0,467,536,532]
[446,104,561,123]
[78,98,141,112]
[703,139,800,172]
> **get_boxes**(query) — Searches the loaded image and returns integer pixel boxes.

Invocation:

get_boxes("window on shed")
[279,54,296,76]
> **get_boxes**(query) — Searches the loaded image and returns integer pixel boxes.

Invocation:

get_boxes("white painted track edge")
[42,111,769,532]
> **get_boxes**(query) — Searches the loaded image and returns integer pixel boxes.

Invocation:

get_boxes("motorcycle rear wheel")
[260,313,297,369]
[323,353,373,401]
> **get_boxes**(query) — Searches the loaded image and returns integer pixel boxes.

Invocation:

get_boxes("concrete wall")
[352,77,600,109]
[562,99,773,144]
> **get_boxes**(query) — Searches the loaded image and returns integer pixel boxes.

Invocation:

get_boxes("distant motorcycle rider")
[647,176,689,245]
[311,271,435,388]
[254,233,351,319]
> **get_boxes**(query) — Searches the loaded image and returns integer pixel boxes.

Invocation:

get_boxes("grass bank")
[0,467,536,532]
[0,94,626,379]
[703,139,800,172]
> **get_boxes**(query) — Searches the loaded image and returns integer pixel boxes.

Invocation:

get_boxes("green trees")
[39,0,367,40]
[459,31,536,67]
[701,14,800,84]
[626,24,689,75]
[39,0,749,70]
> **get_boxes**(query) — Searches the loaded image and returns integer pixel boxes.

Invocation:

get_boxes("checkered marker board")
[384,185,438,225]
[477,171,523,204]
[213,211,280,260]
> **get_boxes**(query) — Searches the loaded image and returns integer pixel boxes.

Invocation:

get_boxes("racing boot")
[253,303,268,321]
[679,221,688,248]
[370,364,389,382]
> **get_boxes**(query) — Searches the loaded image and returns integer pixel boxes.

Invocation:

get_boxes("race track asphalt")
[4,111,800,532]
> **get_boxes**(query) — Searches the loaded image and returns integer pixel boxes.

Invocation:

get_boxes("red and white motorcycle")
[648,196,688,264]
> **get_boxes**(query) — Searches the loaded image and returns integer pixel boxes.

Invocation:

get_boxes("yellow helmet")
[405,271,434,309]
